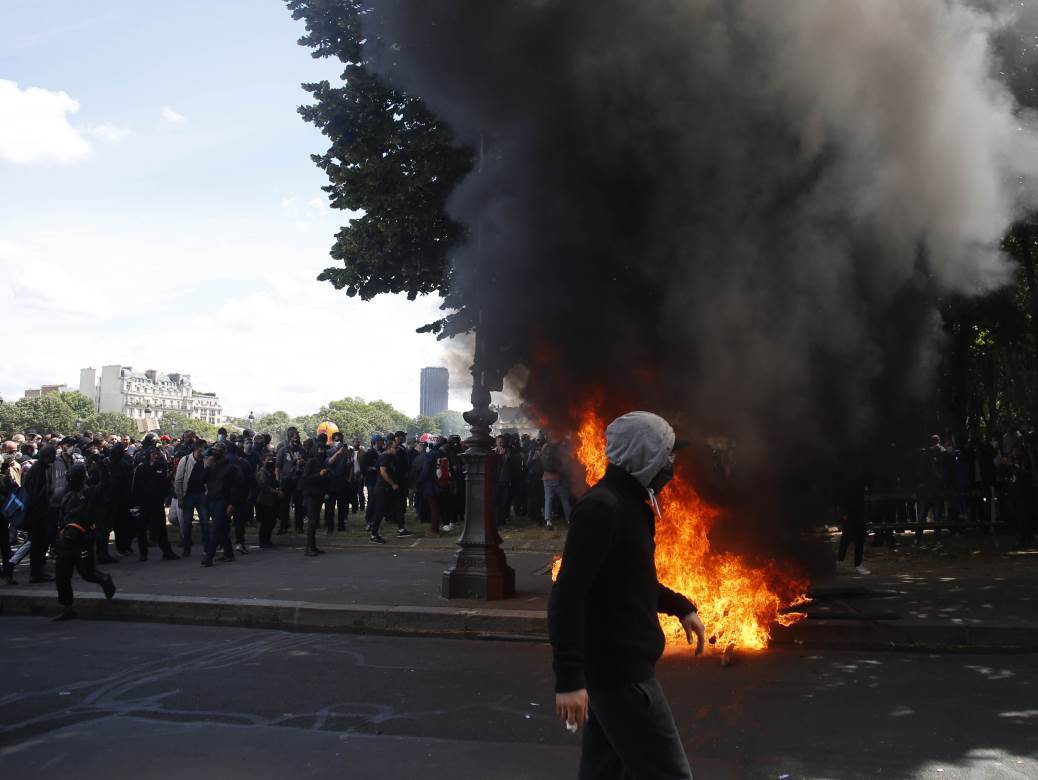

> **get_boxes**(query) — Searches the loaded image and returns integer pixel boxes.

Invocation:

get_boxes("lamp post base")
[442,545,516,600]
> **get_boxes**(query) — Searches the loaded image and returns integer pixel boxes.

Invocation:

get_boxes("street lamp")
[441,327,516,600]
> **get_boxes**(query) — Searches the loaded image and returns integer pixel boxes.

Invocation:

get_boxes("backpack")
[436,456,452,487]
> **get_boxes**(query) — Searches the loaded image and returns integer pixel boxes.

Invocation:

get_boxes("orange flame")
[555,408,808,653]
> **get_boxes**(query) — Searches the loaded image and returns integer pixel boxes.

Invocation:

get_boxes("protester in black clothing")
[361,435,385,530]
[52,464,116,621]
[369,438,414,543]
[224,443,251,556]
[23,445,56,582]
[200,442,240,567]
[106,444,134,555]
[325,432,352,531]
[494,435,513,527]
[275,428,306,534]
[255,452,280,548]
[131,448,179,562]
[300,453,328,556]
[83,444,117,564]
[549,412,704,779]
[393,431,410,526]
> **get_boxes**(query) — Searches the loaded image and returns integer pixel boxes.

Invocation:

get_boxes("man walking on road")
[549,411,705,780]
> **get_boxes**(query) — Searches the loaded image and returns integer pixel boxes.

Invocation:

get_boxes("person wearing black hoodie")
[131,448,179,562]
[107,443,135,556]
[548,411,705,780]
[201,442,240,567]
[53,464,116,621]
[300,448,327,556]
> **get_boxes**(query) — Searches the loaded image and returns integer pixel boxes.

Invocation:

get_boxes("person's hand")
[392,484,400,492]
[555,689,588,731]
[320,469,329,476]
[227,505,235,517]
[681,611,706,656]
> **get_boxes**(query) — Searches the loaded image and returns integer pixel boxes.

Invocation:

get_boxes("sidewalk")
[3,523,1036,652]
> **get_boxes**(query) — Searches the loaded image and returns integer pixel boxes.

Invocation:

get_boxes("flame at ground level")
[552,410,808,653]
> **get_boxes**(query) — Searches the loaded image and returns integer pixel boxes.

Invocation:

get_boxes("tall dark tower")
[419,366,449,417]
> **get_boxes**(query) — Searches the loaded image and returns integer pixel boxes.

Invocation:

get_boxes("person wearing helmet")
[549,412,705,779]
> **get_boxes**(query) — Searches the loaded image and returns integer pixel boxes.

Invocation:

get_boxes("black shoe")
[200,557,213,567]
[369,535,386,545]
[235,543,249,555]
[397,528,415,538]
[97,555,119,564]
[102,578,116,600]
[314,547,325,555]
[162,551,180,561]
[52,607,77,622]
[29,575,55,583]
[3,573,17,586]
[259,542,274,549]
[304,548,319,557]
[218,554,235,563]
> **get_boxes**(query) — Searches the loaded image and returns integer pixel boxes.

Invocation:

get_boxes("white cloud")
[84,122,132,142]
[0,79,92,164]
[0,218,458,418]
[281,194,329,233]
[160,105,187,124]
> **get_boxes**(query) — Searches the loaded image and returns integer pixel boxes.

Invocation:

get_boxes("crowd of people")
[837,428,1038,574]
[0,424,581,618]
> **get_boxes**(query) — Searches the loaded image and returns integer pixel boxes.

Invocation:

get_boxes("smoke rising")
[363,1,1038,539]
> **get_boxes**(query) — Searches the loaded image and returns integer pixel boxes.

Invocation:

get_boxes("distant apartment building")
[79,365,223,425]
[419,366,449,417]
[23,383,70,398]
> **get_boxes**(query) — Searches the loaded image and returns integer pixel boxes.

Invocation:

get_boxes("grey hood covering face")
[604,411,676,489]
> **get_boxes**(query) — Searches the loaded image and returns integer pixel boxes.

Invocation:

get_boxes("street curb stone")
[0,591,549,641]
[4,591,1037,651]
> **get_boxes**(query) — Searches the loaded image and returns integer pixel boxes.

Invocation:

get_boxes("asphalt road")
[1,618,1036,779]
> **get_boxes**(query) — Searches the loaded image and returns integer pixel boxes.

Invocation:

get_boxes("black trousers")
[55,537,112,607]
[278,478,304,531]
[256,503,277,545]
[369,489,401,537]
[1,512,12,577]
[304,496,321,551]
[28,508,53,578]
[837,505,865,568]
[580,678,693,780]
[363,480,378,527]
[325,483,349,530]
[138,502,172,559]
[94,501,113,559]
[111,500,134,552]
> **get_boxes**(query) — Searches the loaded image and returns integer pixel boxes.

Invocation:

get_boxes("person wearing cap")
[52,463,116,621]
[549,411,705,779]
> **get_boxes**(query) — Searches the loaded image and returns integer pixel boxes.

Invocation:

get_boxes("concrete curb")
[5,591,1037,652]
[0,591,549,642]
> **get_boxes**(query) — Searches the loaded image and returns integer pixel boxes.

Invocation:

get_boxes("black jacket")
[548,464,695,693]
[205,459,241,503]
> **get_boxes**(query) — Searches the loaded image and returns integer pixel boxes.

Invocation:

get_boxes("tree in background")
[287,0,473,316]
[157,411,219,441]
[0,394,78,436]
[83,412,137,437]
[433,410,468,438]
[408,415,441,438]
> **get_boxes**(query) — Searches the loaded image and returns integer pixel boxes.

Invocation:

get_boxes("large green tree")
[287,0,473,310]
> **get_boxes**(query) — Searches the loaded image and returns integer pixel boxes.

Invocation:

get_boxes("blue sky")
[0,0,470,417]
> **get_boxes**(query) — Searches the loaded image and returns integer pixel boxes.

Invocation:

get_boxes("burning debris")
[561,409,809,654]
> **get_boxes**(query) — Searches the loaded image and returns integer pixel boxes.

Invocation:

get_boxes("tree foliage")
[0,392,134,438]
[157,411,219,441]
[287,0,473,306]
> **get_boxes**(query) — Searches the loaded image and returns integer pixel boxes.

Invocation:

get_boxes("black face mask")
[647,463,674,495]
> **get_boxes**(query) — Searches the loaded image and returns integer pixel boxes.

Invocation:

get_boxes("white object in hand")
[566,721,578,734]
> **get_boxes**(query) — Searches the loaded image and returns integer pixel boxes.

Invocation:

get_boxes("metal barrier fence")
[863,488,1010,532]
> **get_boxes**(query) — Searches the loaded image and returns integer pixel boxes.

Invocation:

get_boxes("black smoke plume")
[361,1,1038,558]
